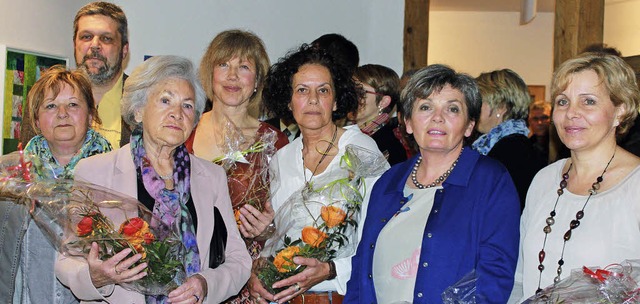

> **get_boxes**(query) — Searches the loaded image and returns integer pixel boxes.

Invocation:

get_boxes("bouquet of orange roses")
[257,145,389,294]
[0,150,186,295]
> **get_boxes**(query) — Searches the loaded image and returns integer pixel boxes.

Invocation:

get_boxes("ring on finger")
[114,265,121,275]
[193,294,200,302]
[293,283,300,292]
[255,295,262,301]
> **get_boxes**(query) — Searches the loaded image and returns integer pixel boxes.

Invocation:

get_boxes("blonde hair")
[476,69,531,120]
[199,29,270,105]
[551,52,640,135]
[28,65,100,133]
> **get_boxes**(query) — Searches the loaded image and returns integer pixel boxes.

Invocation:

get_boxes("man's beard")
[77,50,123,86]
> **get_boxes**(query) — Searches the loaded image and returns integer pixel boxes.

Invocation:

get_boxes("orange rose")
[301,226,327,248]
[274,246,301,273]
[119,218,152,257]
[321,206,346,228]
[234,209,242,227]
[77,216,93,237]
[143,232,155,244]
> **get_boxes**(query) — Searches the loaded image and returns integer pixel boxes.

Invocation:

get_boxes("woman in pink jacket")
[56,55,251,304]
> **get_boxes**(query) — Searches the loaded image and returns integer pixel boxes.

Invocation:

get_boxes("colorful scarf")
[24,128,112,179]
[472,119,530,155]
[130,128,201,303]
[360,113,390,135]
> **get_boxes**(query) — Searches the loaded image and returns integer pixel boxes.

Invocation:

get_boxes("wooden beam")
[554,0,605,68]
[404,0,429,73]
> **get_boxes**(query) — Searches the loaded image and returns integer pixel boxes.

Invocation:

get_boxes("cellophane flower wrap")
[211,117,277,230]
[257,144,388,294]
[441,270,477,304]
[524,260,640,304]
[0,150,187,295]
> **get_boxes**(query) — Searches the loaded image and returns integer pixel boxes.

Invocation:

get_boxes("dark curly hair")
[263,44,361,121]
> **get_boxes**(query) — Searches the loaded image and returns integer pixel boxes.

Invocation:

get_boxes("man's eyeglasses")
[531,115,550,122]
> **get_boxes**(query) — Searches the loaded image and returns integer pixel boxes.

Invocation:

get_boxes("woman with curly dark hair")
[248,44,387,304]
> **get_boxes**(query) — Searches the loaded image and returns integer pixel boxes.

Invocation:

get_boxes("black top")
[620,115,640,157]
[136,174,198,230]
[371,121,407,166]
[488,133,546,212]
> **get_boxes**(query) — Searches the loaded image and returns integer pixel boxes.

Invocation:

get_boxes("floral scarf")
[130,128,201,303]
[24,128,112,179]
[472,119,530,155]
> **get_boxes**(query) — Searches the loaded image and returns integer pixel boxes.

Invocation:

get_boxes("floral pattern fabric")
[24,129,112,179]
[472,119,529,155]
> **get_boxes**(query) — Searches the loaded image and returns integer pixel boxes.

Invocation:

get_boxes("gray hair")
[401,64,481,122]
[122,55,206,128]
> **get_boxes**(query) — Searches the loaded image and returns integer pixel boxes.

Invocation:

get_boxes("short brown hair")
[354,64,400,114]
[28,65,100,133]
[199,29,270,105]
[551,52,640,135]
[73,2,128,45]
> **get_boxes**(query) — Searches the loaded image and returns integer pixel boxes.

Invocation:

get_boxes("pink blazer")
[56,144,251,304]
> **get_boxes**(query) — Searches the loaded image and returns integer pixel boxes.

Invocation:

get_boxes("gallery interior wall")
[0,0,637,102]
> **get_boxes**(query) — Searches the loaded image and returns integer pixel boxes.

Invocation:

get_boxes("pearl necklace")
[535,149,616,294]
[411,148,464,189]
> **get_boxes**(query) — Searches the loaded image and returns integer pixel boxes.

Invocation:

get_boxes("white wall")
[428,11,555,100]
[0,0,90,61]
[604,0,640,56]
[114,0,404,76]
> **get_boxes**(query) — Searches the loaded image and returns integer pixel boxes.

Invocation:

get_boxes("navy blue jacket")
[344,148,520,303]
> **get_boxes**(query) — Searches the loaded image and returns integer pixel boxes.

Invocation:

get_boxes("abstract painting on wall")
[0,46,67,154]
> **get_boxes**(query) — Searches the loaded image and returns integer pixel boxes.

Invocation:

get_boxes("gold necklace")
[302,125,338,189]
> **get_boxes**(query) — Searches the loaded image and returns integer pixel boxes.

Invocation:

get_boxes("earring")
[496,113,501,118]
[378,106,383,115]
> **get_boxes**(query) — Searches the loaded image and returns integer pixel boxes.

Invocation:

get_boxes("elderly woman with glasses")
[56,55,251,304]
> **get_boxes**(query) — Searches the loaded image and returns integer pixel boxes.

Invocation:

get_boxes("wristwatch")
[327,260,337,280]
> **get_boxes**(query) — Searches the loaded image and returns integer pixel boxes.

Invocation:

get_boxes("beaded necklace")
[411,147,464,189]
[535,149,616,294]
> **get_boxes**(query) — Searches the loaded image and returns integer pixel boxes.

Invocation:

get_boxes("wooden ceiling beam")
[404,0,429,73]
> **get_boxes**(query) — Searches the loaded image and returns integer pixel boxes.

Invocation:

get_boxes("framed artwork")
[0,45,67,154]
[527,85,546,102]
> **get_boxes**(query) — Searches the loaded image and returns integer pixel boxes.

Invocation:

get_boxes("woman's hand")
[168,274,207,303]
[247,272,276,303]
[87,242,147,288]
[238,201,275,239]
[271,257,331,304]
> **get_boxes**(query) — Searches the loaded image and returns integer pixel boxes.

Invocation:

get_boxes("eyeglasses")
[531,115,550,122]
[365,91,386,97]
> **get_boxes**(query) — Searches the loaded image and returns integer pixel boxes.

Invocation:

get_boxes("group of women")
[6,26,640,304]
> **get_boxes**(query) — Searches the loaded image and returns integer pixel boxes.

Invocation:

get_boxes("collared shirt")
[94,73,124,149]
[268,126,388,294]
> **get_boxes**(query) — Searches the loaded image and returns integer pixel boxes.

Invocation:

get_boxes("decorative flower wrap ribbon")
[529,260,640,303]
